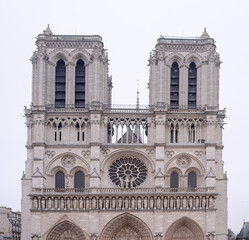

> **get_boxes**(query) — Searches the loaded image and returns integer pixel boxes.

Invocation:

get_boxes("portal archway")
[46,220,86,240]
[165,217,204,240]
[100,213,153,240]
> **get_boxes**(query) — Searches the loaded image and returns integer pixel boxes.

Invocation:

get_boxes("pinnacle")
[43,24,53,35]
[201,27,210,39]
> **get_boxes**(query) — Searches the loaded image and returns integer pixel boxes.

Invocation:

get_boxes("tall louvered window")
[170,172,179,188]
[170,62,179,109]
[188,62,197,109]
[74,171,85,188]
[55,171,65,188]
[55,59,66,108]
[75,59,86,108]
[188,171,197,188]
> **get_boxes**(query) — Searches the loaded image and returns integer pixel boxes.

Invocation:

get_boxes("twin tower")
[22,26,227,240]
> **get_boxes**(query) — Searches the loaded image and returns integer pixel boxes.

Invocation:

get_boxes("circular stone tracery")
[108,157,147,188]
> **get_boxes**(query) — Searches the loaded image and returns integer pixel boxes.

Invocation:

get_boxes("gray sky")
[0,0,248,234]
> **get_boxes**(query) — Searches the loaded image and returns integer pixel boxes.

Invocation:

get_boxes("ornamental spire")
[136,79,140,109]
[201,27,210,39]
[43,24,53,35]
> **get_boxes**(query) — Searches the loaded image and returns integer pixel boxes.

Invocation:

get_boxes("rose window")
[108,157,147,188]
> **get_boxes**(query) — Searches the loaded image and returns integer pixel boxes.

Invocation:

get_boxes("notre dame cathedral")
[21,25,228,240]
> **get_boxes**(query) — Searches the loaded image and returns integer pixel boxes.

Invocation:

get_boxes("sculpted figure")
[79,198,83,209]
[189,197,193,209]
[169,197,174,209]
[137,197,142,209]
[48,198,52,209]
[41,198,46,209]
[60,198,65,209]
[124,197,129,209]
[33,198,38,209]
[163,197,168,209]
[143,197,148,209]
[67,198,71,209]
[73,198,77,209]
[156,197,161,209]
[209,196,215,208]
[118,197,122,209]
[131,197,136,209]
[105,197,110,209]
[54,198,58,209]
[111,197,116,209]
[92,197,97,209]
[176,197,181,209]
[182,197,187,209]
[202,196,206,209]
[195,197,199,209]
[85,197,90,209]
[98,198,103,209]
[150,197,154,209]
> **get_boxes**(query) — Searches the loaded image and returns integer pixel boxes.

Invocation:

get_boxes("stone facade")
[21,26,228,240]
[0,206,21,240]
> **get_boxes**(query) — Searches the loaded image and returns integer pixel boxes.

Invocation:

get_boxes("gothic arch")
[46,152,90,176]
[70,49,91,66]
[100,213,153,240]
[49,49,70,65]
[166,52,184,67]
[185,52,203,68]
[164,152,205,175]
[164,217,204,240]
[100,149,156,173]
[46,220,87,240]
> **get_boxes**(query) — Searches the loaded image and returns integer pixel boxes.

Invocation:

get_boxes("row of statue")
[32,195,215,210]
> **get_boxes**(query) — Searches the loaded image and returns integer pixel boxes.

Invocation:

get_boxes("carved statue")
[143,197,148,209]
[118,197,122,209]
[60,198,65,209]
[86,198,90,209]
[131,197,136,209]
[33,198,38,209]
[169,197,174,209]
[195,197,199,209]
[98,198,103,209]
[188,197,193,209]
[54,198,58,209]
[150,197,154,209]
[41,198,46,209]
[66,198,71,209]
[124,197,129,209]
[202,196,206,209]
[92,197,97,209]
[105,197,110,210]
[48,198,52,209]
[156,197,161,209]
[111,197,116,209]
[182,197,187,209]
[163,197,168,209]
[209,196,215,208]
[79,198,83,209]
[137,197,142,209]
[176,197,181,209]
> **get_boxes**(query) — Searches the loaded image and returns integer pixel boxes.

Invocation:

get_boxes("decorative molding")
[166,151,174,158]
[45,150,56,158]
[101,148,110,156]
[90,233,99,240]
[61,155,76,168]
[194,150,203,157]
[81,150,90,159]
[146,149,155,157]
[154,233,163,240]
[177,156,192,169]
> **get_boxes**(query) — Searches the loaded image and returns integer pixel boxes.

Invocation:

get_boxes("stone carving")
[194,150,203,157]
[177,156,191,168]
[45,150,56,158]
[81,150,90,158]
[165,151,174,158]
[31,234,40,240]
[154,233,163,240]
[61,155,76,168]
[101,148,110,156]
[90,233,98,240]
[146,149,155,157]
[207,232,215,240]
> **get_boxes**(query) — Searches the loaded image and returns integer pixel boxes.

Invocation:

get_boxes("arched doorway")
[165,217,204,240]
[100,213,153,240]
[46,220,86,240]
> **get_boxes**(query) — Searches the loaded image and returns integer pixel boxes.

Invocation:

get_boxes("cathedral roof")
[237,222,249,239]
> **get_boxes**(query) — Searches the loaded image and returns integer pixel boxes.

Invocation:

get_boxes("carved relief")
[194,150,204,157]
[146,149,155,157]
[101,148,110,156]
[177,156,192,168]
[61,155,76,168]
[45,150,56,158]
[81,150,90,158]
[166,151,174,158]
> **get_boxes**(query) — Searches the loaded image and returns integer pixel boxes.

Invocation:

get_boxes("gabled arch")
[46,152,90,176]
[46,220,87,240]
[164,216,204,240]
[49,49,70,65]
[100,213,153,240]
[70,49,91,65]
[166,52,184,66]
[164,152,205,175]
[185,52,203,68]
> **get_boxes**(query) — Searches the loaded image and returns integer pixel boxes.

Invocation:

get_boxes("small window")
[55,171,65,188]
[188,171,197,188]
[74,171,85,188]
[170,172,178,188]
[188,123,195,143]
[170,62,179,109]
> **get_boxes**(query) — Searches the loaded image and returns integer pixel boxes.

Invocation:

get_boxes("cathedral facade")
[21,26,228,240]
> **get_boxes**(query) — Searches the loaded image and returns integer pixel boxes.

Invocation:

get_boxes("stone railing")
[30,187,216,212]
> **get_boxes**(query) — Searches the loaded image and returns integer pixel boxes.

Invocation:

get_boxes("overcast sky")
[0,0,248,234]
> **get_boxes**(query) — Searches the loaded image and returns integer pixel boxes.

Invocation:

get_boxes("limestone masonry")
[21,25,228,240]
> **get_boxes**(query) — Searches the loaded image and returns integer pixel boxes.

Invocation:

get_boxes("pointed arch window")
[188,62,197,109]
[170,171,179,189]
[74,171,85,188]
[55,171,65,189]
[55,59,66,108]
[188,171,197,188]
[75,59,86,108]
[170,62,179,109]
[170,123,179,143]
[188,123,195,143]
